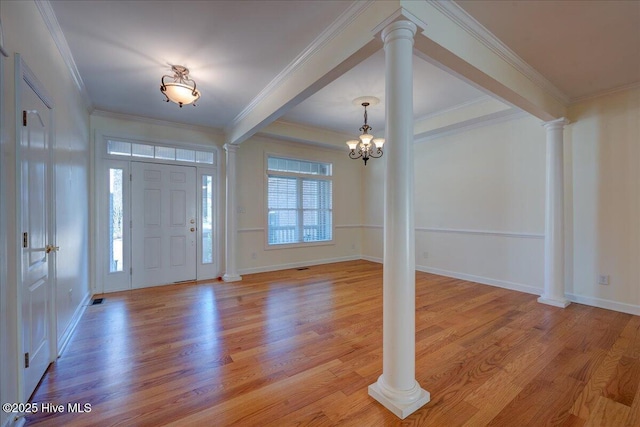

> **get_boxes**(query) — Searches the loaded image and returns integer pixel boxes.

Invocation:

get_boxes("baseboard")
[416,265,542,296]
[361,255,382,263]
[57,292,91,357]
[238,255,360,275]
[360,256,541,295]
[566,293,640,316]
[361,257,640,315]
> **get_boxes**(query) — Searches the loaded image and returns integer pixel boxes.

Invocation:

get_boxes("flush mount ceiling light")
[346,96,384,165]
[160,65,201,108]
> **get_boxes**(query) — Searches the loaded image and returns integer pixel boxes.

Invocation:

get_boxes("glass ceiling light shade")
[160,65,201,108]
[346,98,384,165]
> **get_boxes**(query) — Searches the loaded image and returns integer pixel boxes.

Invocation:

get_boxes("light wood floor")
[25,260,640,426]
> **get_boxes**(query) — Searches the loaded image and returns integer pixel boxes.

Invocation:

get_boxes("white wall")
[235,135,362,273]
[1,0,91,420]
[568,87,640,312]
[363,87,640,314]
[363,114,547,294]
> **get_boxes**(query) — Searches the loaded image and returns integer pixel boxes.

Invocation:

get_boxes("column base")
[368,380,430,419]
[222,273,242,282]
[537,296,570,308]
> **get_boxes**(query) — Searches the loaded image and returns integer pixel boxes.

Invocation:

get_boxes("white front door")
[20,70,54,399]
[131,162,197,288]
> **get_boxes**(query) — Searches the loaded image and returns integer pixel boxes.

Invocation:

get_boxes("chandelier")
[346,97,384,165]
[160,65,201,108]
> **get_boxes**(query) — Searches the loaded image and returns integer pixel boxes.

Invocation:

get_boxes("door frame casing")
[93,131,222,294]
[14,53,57,402]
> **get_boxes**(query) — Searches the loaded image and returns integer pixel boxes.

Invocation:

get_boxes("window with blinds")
[267,156,332,245]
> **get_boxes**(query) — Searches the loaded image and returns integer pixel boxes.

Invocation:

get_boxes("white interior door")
[131,162,196,288]
[20,73,54,399]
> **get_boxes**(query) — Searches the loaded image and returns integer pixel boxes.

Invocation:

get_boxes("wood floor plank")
[586,396,630,426]
[22,260,640,426]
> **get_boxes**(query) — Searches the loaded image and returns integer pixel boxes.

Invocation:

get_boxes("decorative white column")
[368,20,430,419]
[223,143,242,282]
[538,118,570,307]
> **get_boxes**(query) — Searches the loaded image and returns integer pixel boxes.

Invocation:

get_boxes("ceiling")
[48,0,640,137]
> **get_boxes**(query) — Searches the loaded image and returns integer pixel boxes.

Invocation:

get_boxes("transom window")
[267,156,332,246]
[107,139,215,165]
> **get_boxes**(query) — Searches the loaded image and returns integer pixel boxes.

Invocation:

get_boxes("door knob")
[190,228,195,232]
[45,244,59,253]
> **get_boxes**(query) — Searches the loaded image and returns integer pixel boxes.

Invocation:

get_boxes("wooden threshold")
[24,260,640,426]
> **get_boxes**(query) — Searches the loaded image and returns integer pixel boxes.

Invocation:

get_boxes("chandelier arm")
[187,78,198,96]
[160,74,170,90]
[369,148,383,158]
[348,149,363,160]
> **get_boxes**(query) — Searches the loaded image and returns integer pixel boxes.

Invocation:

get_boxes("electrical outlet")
[251,252,257,260]
[422,251,428,259]
[598,274,609,286]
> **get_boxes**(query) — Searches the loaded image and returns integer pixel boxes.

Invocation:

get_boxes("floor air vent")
[91,298,104,305]
[296,267,309,271]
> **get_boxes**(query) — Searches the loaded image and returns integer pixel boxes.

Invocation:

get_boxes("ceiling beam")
[404,0,567,122]
[224,1,402,145]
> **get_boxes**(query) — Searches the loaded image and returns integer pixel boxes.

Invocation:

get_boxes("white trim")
[361,256,640,315]
[360,224,543,240]
[238,255,359,275]
[362,224,382,230]
[415,227,544,239]
[56,292,90,357]
[417,265,542,296]
[569,81,640,105]
[226,1,373,134]
[428,0,570,106]
[238,224,358,233]
[566,293,640,316]
[413,95,493,123]
[238,228,264,233]
[92,109,224,137]
[360,256,542,296]
[361,255,382,263]
[415,109,529,143]
[257,120,352,151]
[34,0,92,110]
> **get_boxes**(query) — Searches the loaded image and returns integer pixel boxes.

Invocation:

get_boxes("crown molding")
[35,0,93,110]
[225,0,375,135]
[431,1,570,106]
[569,81,640,105]
[91,109,225,137]
[415,108,529,143]
[413,95,493,123]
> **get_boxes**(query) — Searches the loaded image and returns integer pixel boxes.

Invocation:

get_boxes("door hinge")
[24,352,29,368]
[130,173,132,181]
[22,232,28,248]
[130,267,132,275]
[23,110,27,126]
[130,220,132,228]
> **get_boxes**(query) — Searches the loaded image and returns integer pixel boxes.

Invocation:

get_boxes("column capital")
[542,117,570,130]
[381,20,417,45]
[223,143,239,153]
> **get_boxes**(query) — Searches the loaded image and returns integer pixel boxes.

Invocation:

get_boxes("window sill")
[265,240,334,251]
